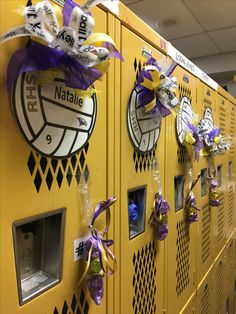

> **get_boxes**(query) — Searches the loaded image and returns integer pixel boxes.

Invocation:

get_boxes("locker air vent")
[217,193,224,242]
[202,204,211,264]
[177,146,191,165]
[225,241,233,292]
[219,105,226,136]
[132,242,157,314]
[27,143,89,192]
[216,260,224,313]
[230,106,235,155]
[176,219,190,297]
[133,148,156,173]
[228,185,234,228]
[53,290,89,314]
[201,284,210,313]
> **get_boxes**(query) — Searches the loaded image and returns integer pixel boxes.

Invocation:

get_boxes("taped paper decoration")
[196,107,231,156]
[1,0,123,157]
[78,196,116,305]
[12,71,97,158]
[127,57,179,154]
[176,96,203,160]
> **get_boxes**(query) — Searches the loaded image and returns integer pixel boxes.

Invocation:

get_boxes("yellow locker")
[165,66,198,313]
[223,236,235,314]
[195,81,216,285]
[179,293,196,314]
[118,25,166,314]
[212,249,226,314]
[0,2,114,314]
[195,267,214,314]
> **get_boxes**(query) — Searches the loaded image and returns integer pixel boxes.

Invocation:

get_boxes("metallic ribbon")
[136,57,179,117]
[184,173,201,224]
[150,192,169,240]
[207,168,220,207]
[1,0,123,91]
[78,196,116,305]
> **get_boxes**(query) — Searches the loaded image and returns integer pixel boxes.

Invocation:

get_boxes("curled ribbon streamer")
[136,57,179,117]
[78,196,116,305]
[207,168,220,207]
[150,192,169,240]
[184,173,201,224]
[1,0,123,91]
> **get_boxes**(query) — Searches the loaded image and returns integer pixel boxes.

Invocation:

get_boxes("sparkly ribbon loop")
[136,57,179,117]
[184,173,201,224]
[207,168,220,207]
[150,192,169,240]
[79,196,116,305]
[1,0,123,92]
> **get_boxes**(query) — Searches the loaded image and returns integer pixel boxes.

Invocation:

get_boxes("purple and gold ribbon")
[184,173,201,224]
[79,196,116,305]
[150,192,169,240]
[136,57,179,117]
[207,168,220,207]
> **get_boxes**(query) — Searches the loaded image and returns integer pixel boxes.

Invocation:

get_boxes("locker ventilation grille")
[177,146,191,164]
[202,203,211,264]
[133,148,156,173]
[177,83,192,164]
[27,144,89,192]
[216,260,224,313]
[230,106,235,155]
[176,220,190,296]
[132,241,157,314]
[201,284,210,313]
[134,58,142,83]
[217,193,224,242]
[219,105,226,136]
[178,84,192,100]
[225,241,233,292]
[228,185,234,228]
[53,290,89,314]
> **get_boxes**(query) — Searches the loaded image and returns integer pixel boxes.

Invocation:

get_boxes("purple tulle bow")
[150,192,169,240]
[184,173,201,224]
[7,40,102,92]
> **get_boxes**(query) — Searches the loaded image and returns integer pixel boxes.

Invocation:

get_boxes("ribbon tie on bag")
[150,192,169,240]
[207,168,220,207]
[1,0,123,92]
[136,57,179,117]
[184,121,204,160]
[79,196,116,305]
[184,173,201,224]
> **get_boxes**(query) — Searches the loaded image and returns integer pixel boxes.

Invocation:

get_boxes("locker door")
[165,66,198,313]
[195,268,214,314]
[212,94,228,258]
[212,251,226,314]
[226,101,236,240]
[195,82,215,284]
[120,26,166,314]
[0,2,111,314]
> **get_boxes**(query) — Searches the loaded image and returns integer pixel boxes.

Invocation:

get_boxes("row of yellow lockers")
[0,1,236,314]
